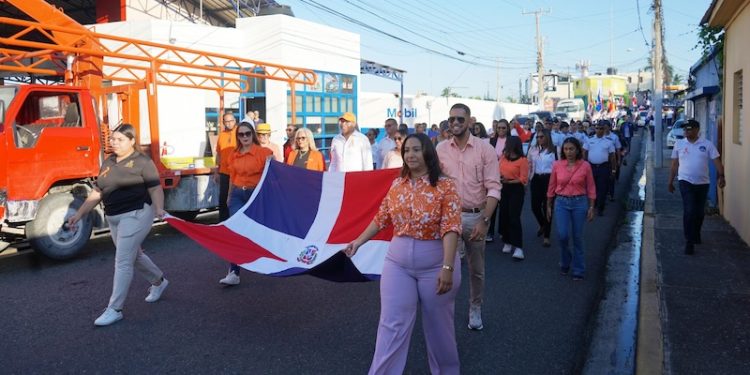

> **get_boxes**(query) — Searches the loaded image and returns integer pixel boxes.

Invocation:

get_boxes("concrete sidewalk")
[639,139,750,374]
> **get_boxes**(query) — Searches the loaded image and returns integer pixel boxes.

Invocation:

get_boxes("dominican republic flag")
[166,160,400,282]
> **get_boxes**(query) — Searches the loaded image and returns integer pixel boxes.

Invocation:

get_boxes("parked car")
[666,119,686,148]
[513,114,541,126]
[637,111,649,127]
[529,111,555,122]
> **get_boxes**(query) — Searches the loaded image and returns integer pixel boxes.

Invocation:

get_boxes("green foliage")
[695,24,724,68]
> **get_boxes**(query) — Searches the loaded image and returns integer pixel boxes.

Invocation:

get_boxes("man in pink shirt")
[437,103,502,331]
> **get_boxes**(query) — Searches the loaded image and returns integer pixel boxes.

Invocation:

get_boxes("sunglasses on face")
[238,131,253,138]
[395,137,403,141]
[448,116,466,124]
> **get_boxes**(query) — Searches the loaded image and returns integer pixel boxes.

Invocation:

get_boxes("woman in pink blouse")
[344,133,462,375]
[546,137,596,280]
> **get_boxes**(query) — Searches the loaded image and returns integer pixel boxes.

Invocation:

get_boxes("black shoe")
[685,243,695,255]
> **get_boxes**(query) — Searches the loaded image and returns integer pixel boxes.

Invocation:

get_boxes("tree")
[505,96,518,103]
[441,87,461,98]
[672,73,683,85]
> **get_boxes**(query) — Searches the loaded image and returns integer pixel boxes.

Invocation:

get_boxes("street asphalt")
[0,133,646,374]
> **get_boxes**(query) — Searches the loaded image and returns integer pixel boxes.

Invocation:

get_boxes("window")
[733,70,743,145]
[14,92,81,148]
[287,71,357,153]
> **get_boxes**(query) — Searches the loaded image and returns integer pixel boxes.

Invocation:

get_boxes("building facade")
[705,0,750,244]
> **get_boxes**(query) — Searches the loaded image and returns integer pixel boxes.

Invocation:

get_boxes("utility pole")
[524,8,550,111]
[496,57,501,103]
[653,0,664,167]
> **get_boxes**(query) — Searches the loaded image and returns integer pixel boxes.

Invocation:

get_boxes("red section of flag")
[165,218,287,264]
[327,168,399,243]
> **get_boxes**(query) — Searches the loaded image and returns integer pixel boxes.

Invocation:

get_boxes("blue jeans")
[679,181,709,244]
[554,195,588,277]
[227,187,254,274]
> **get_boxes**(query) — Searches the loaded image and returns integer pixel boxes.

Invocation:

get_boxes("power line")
[635,0,650,47]
[297,0,500,69]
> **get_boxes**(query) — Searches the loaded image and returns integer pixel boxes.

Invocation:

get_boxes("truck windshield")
[557,105,578,113]
[0,86,18,125]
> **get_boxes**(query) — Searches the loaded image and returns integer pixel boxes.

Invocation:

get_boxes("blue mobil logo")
[386,108,418,118]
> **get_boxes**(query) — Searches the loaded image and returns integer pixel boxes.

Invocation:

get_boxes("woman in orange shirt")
[218,122,273,286]
[499,136,530,260]
[344,133,462,375]
[286,127,325,171]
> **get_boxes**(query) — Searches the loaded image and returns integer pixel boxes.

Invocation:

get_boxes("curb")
[636,136,665,374]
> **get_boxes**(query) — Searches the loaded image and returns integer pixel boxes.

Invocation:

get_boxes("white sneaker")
[502,244,512,253]
[145,278,169,303]
[94,307,123,326]
[512,248,525,260]
[468,304,483,330]
[219,271,240,285]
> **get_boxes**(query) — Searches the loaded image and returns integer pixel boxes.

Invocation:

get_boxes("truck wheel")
[26,193,92,260]
[170,211,199,221]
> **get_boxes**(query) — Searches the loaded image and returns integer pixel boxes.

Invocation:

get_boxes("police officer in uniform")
[583,120,616,216]
[604,121,623,201]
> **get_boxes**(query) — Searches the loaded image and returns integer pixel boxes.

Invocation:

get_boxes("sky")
[285,0,712,99]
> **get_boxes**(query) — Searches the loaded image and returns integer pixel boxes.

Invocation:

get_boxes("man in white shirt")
[328,112,373,172]
[668,120,725,255]
[375,118,398,169]
[583,120,616,216]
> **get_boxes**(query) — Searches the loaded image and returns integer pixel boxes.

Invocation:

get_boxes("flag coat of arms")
[166,160,400,282]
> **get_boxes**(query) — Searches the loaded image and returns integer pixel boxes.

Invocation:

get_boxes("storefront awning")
[685,85,720,100]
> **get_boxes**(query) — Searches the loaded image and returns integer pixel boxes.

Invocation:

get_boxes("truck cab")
[1,84,103,258]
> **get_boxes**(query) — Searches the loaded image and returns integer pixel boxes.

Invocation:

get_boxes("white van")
[555,98,586,122]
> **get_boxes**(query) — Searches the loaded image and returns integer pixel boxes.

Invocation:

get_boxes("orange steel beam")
[0,17,316,90]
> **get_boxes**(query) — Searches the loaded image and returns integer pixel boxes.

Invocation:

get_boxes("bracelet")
[442,264,454,272]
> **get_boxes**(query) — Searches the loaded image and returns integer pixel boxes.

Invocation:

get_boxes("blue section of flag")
[244,161,323,239]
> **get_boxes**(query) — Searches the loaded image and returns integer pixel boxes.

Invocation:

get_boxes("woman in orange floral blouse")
[344,133,462,375]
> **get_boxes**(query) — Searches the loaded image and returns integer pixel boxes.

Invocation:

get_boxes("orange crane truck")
[0,0,315,258]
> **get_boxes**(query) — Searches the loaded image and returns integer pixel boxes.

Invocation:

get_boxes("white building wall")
[90,15,359,155]
[358,93,534,130]
[235,15,360,145]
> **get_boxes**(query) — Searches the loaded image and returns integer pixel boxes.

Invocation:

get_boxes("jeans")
[218,173,230,221]
[227,187,254,274]
[554,195,588,277]
[499,183,525,248]
[679,181,709,244]
[530,174,551,238]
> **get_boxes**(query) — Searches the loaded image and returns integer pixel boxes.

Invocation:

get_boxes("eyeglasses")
[238,131,253,138]
[448,116,466,124]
